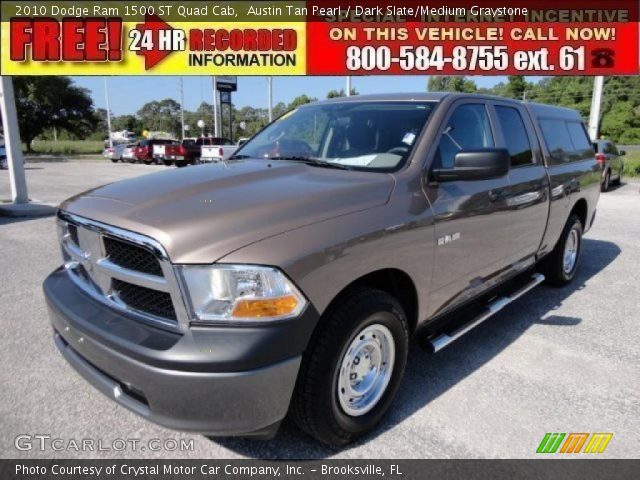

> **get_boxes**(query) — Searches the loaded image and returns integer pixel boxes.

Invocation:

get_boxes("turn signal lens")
[231,295,299,318]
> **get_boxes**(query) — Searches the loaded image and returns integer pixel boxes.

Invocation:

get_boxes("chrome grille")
[57,212,188,332]
[104,237,163,277]
[112,279,177,320]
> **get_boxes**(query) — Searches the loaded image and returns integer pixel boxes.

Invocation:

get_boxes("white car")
[122,144,138,162]
[199,137,238,163]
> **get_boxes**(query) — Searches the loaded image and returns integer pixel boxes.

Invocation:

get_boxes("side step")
[428,273,545,353]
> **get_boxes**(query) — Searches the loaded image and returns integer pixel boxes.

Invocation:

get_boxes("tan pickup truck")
[45,93,600,445]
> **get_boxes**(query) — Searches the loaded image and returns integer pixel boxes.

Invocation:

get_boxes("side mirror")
[432,148,510,182]
[619,150,626,156]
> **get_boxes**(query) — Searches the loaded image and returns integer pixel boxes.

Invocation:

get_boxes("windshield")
[235,101,436,171]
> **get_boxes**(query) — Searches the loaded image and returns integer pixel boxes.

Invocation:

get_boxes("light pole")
[179,77,185,140]
[267,77,273,122]
[197,119,205,137]
[212,77,220,137]
[0,76,54,216]
[104,77,113,148]
[588,76,604,140]
[0,76,28,204]
[346,76,352,96]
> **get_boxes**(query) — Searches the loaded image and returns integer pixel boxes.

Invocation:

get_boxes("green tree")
[12,77,96,151]
[112,115,142,134]
[289,94,317,108]
[137,98,181,137]
[427,76,477,93]
[326,88,358,98]
[505,76,530,100]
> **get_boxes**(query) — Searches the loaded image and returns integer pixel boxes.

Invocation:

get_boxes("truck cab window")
[436,104,494,168]
[495,106,533,167]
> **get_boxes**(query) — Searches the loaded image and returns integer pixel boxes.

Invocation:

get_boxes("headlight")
[181,265,307,323]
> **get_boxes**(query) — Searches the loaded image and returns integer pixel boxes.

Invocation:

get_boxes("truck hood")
[61,160,394,263]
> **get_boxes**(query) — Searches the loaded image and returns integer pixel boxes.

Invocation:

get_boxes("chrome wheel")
[563,228,579,274]
[337,324,395,417]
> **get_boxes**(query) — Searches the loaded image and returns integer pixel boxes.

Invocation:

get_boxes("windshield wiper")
[267,156,351,170]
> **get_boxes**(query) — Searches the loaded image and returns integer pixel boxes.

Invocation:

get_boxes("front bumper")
[44,268,318,437]
[154,155,185,161]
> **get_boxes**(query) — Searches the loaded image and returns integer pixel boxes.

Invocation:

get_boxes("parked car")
[45,93,599,446]
[103,143,130,163]
[130,139,176,164]
[592,139,624,192]
[122,144,138,163]
[156,138,202,167]
[199,137,237,162]
[152,140,180,165]
[0,144,6,169]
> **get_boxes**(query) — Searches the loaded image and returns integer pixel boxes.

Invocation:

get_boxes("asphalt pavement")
[1,161,639,459]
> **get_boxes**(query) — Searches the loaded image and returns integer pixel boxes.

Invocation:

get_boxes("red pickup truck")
[131,139,177,165]
[158,137,237,167]
[156,139,200,167]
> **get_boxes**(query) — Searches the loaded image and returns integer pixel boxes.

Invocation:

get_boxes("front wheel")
[291,287,409,446]
[110,158,119,163]
[540,214,583,286]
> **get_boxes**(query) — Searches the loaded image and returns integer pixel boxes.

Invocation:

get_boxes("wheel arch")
[321,268,419,335]
[571,197,588,229]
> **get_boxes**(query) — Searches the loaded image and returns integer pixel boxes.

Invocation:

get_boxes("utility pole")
[0,76,28,204]
[522,90,527,102]
[267,77,273,122]
[588,76,604,140]
[212,77,220,137]
[346,76,352,97]
[179,77,185,140]
[104,78,113,148]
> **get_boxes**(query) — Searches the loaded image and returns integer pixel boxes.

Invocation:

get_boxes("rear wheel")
[612,169,622,185]
[142,159,153,165]
[162,160,174,167]
[175,161,188,168]
[601,170,610,192]
[291,287,409,446]
[540,214,583,287]
[110,158,119,163]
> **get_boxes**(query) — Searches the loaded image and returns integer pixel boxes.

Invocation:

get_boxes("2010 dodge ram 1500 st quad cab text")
[44,93,600,446]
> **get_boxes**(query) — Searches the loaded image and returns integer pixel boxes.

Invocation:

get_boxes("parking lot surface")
[1,161,639,459]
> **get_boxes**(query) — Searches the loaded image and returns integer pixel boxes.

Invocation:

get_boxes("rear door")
[427,100,514,315]
[604,141,623,179]
[490,101,549,265]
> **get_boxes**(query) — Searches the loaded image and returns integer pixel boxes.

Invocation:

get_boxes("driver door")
[426,101,514,316]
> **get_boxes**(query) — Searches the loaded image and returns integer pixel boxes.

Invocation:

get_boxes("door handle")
[489,188,510,202]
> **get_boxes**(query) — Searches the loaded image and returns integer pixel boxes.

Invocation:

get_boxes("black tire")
[612,171,622,185]
[601,170,610,192]
[175,161,188,168]
[110,158,119,163]
[142,159,153,165]
[540,214,583,287]
[291,287,409,446]
[162,160,174,167]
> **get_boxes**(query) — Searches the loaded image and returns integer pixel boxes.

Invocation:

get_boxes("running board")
[428,273,545,353]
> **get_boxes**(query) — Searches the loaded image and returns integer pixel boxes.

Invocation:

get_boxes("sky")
[71,76,542,117]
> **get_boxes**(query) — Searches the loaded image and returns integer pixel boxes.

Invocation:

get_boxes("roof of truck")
[310,92,582,119]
